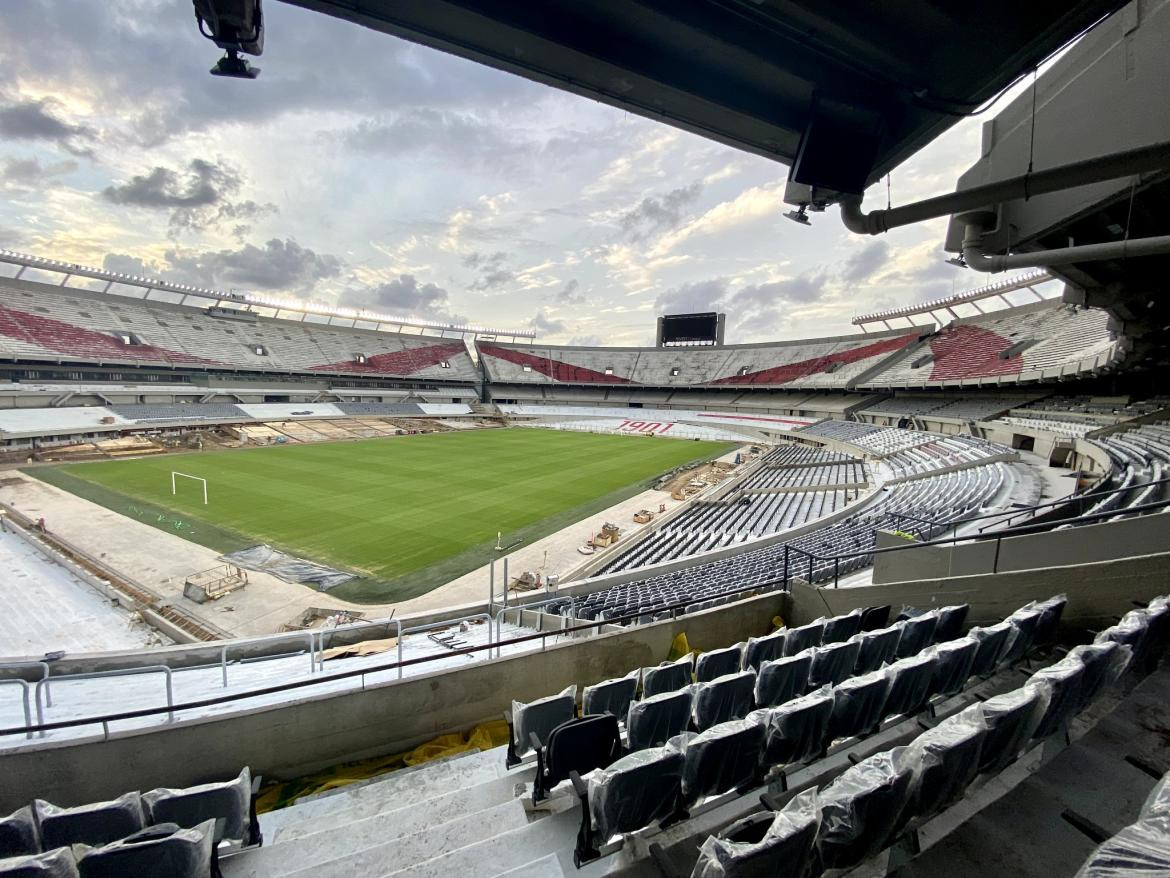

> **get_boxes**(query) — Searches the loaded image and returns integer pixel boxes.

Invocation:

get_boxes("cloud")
[654,272,830,337]
[840,240,889,284]
[102,252,156,276]
[654,278,728,315]
[619,182,702,242]
[0,97,96,156]
[102,158,273,234]
[338,273,462,321]
[568,334,602,347]
[555,278,583,304]
[530,310,566,335]
[164,238,342,292]
[463,250,515,291]
[0,156,77,188]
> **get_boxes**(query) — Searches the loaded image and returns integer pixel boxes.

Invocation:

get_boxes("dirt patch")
[660,458,740,497]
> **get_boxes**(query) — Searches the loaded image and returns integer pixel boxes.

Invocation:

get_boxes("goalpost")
[171,472,208,505]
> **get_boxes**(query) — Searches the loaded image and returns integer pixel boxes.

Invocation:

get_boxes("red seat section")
[711,334,916,386]
[310,341,469,376]
[928,325,1023,381]
[0,305,220,365]
[479,344,635,383]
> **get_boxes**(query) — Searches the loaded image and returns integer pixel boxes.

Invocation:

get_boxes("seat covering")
[690,789,820,878]
[752,686,834,767]
[511,685,576,758]
[754,654,811,709]
[850,625,901,675]
[34,793,145,850]
[782,620,825,657]
[894,611,938,659]
[693,671,757,731]
[1073,820,1170,877]
[697,646,745,683]
[582,674,638,721]
[1030,595,1068,646]
[907,711,988,819]
[828,669,890,742]
[588,745,684,842]
[627,689,693,751]
[0,847,79,878]
[816,747,917,870]
[930,638,978,698]
[1141,772,1170,831]
[0,806,39,859]
[973,685,1051,774]
[143,767,252,845]
[1025,655,1085,740]
[677,719,765,806]
[643,655,695,697]
[1068,642,1131,711]
[881,652,938,719]
[75,821,214,878]
[933,604,970,643]
[742,630,787,672]
[822,609,864,644]
[1001,608,1043,664]
[967,621,1014,677]
[806,641,862,689]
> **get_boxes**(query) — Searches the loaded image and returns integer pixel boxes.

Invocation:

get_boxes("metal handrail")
[32,665,174,737]
[0,679,32,739]
[221,630,315,687]
[312,618,402,675]
[0,661,52,707]
[0,579,783,739]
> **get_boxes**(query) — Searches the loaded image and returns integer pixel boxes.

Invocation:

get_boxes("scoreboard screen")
[660,312,721,345]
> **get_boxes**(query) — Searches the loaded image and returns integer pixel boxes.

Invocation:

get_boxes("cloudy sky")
[0,1,1048,346]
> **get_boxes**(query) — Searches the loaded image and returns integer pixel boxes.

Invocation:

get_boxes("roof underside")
[280,0,1125,192]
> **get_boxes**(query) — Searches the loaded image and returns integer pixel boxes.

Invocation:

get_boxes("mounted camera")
[193,0,264,79]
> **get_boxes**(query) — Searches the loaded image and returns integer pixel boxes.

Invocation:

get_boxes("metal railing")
[0,661,52,707]
[32,665,174,738]
[0,680,32,739]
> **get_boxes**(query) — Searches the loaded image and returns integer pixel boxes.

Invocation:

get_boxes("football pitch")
[33,428,734,603]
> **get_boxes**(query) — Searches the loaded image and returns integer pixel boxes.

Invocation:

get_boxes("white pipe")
[960,222,1170,273]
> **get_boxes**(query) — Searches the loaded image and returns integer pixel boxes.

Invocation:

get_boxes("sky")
[0,1,1051,346]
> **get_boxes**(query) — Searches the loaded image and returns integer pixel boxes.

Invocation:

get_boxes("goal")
[171,472,208,505]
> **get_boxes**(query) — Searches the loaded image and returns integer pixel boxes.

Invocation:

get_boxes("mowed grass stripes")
[43,428,732,603]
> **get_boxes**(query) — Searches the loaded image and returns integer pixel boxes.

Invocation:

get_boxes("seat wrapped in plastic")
[693,671,756,732]
[143,766,252,845]
[782,620,825,657]
[1072,819,1170,878]
[1030,595,1068,646]
[754,653,811,709]
[906,711,988,820]
[1025,655,1085,740]
[933,604,970,643]
[690,788,820,878]
[582,674,639,721]
[859,605,892,632]
[752,686,834,767]
[677,719,765,806]
[1068,642,1131,711]
[822,609,863,644]
[0,806,40,858]
[816,747,917,870]
[510,685,576,759]
[589,745,684,843]
[697,646,744,683]
[1001,608,1043,664]
[967,621,1014,676]
[643,655,694,697]
[894,611,938,659]
[75,820,214,878]
[850,625,901,675]
[807,641,861,689]
[34,793,146,849]
[972,685,1051,774]
[931,637,978,698]
[1144,595,1170,664]
[742,630,787,672]
[627,689,693,750]
[828,669,890,742]
[0,847,79,878]
[882,652,938,719]
[1141,772,1170,834]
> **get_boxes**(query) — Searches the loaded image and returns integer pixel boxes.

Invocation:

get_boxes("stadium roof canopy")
[280,0,1126,194]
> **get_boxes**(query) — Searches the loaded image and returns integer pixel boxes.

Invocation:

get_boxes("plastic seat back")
[782,620,825,656]
[627,689,692,751]
[816,748,916,871]
[907,713,987,819]
[693,671,756,732]
[850,625,900,675]
[931,637,978,698]
[967,621,1013,676]
[679,719,765,805]
[822,609,863,644]
[589,746,683,842]
[742,630,787,672]
[753,686,834,766]
[142,767,253,846]
[1025,656,1085,740]
[696,646,743,683]
[690,789,820,878]
[754,653,811,709]
[828,670,890,742]
[882,652,937,719]
[933,604,970,642]
[975,686,1051,774]
[582,675,638,722]
[642,655,693,697]
[75,821,214,878]
[542,715,621,794]
[807,641,861,689]
[894,611,938,658]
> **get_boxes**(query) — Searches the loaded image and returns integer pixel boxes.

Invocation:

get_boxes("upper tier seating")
[859,394,1037,421]
[861,301,1121,388]
[0,279,477,381]
[477,327,925,390]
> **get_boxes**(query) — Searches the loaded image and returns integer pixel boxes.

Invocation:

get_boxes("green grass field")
[32,428,733,603]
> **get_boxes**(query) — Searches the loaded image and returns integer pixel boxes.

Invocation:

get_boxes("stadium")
[0,2,1169,877]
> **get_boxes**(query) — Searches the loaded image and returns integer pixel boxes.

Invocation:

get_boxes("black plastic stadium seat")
[782,620,825,657]
[971,685,1050,774]
[933,604,970,643]
[822,609,864,644]
[692,671,756,732]
[1001,608,1043,664]
[0,806,39,859]
[1029,595,1067,647]
[807,640,862,689]
[742,630,787,672]
[142,767,258,847]
[850,625,901,675]
[582,675,638,722]
[532,714,621,803]
[930,637,979,698]
[690,790,820,878]
[34,793,146,850]
[506,686,576,767]
[754,653,812,709]
[0,847,78,877]
[75,820,214,878]
[1026,655,1085,740]
[815,748,917,870]
[696,646,743,683]
[676,718,765,807]
[627,690,693,751]
[967,621,1014,677]
[859,605,892,632]
[906,712,987,820]
[894,611,938,659]
[642,655,694,697]
[1067,641,1130,711]
[828,670,890,742]
[752,686,834,767]
[881,652,937,720]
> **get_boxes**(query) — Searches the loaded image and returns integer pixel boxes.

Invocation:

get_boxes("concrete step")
[260,746,508,840]
[496,854,567,877]
[281,799,529,878]
[377,809,580,878]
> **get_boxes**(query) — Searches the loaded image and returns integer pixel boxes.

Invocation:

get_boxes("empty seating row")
[757,445,857,467]
[736,462,866,491]
[0,768,258,878]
